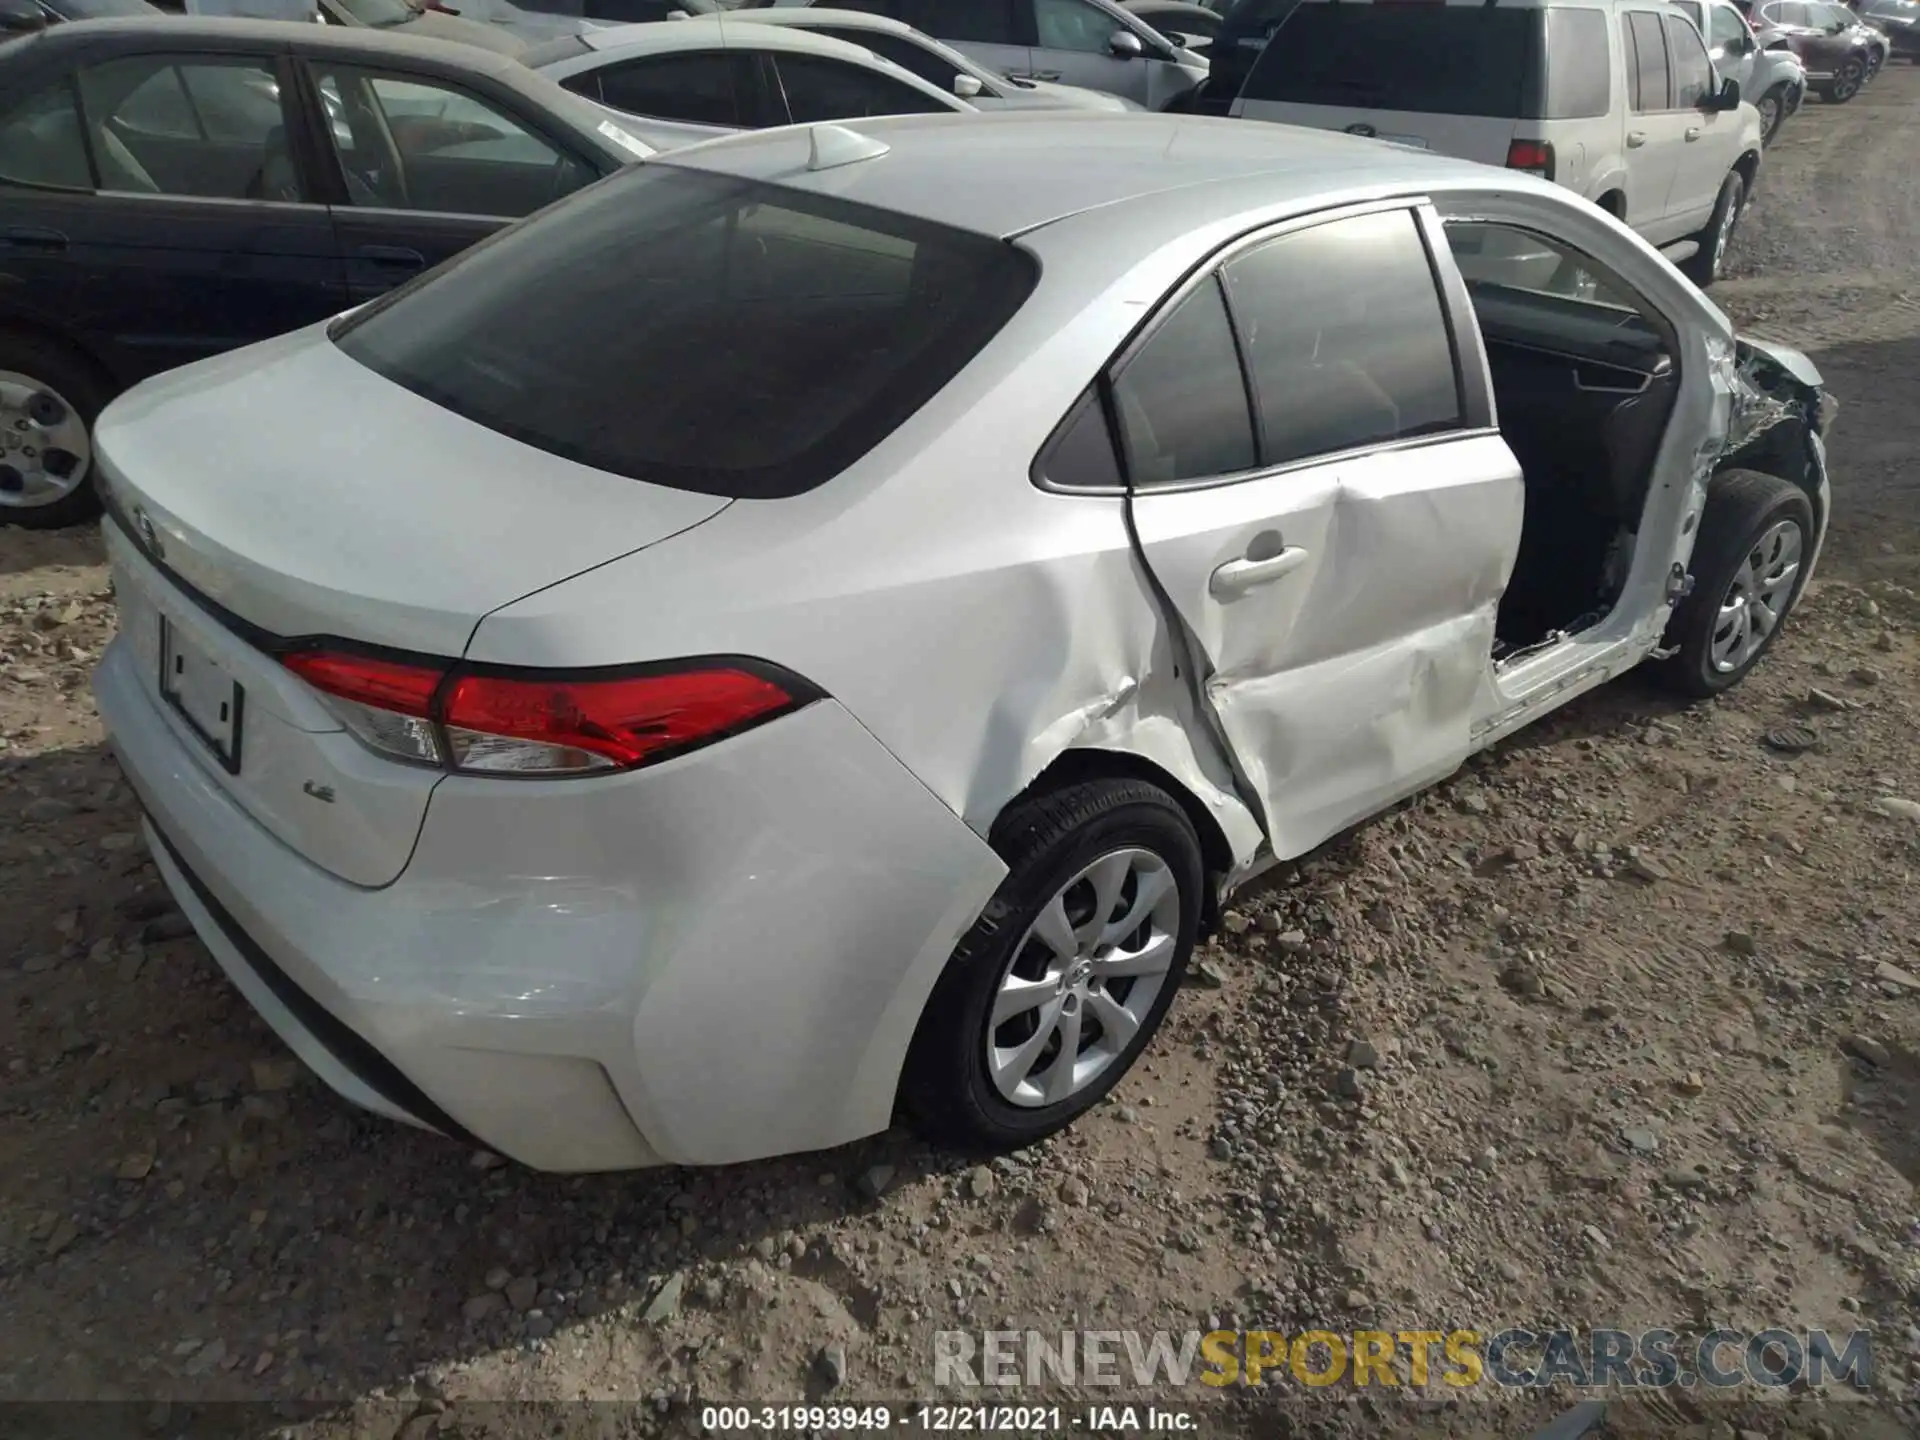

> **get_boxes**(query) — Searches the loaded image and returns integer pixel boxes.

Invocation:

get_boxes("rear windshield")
[333,166,1036,499]
[1241,5,1542,117]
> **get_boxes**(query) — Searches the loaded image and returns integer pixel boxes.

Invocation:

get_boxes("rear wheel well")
[0,321,118,399]
[997,749,1235,932]
[1596,190,1626,219]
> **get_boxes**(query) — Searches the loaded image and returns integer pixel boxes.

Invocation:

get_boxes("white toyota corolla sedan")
[92,112,1831,1172]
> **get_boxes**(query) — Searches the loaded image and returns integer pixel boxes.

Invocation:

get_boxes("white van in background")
[1229,0,1765,285]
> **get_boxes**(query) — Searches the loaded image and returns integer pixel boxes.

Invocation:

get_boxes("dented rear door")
[1121,202,1523,859]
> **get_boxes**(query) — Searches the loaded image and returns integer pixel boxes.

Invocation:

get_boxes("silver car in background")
[527,17,971,146]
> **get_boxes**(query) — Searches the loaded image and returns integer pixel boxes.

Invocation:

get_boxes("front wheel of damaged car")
[901,778,1204,1152]
[1652,469,1815,698]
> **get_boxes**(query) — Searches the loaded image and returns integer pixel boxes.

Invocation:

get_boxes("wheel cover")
[1758,94,1780,137]
[986,847,1181,1109]
[0,370,91,510]
[1711,518,1803,674]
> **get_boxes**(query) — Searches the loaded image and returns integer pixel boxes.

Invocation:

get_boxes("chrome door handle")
[1210,545,1309,599]
[1626,130,1647,147]
[1685,126,1703,140]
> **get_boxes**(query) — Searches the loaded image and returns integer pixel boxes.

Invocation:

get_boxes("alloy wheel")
[986,847,1180,1108]
[1757,93,1782,142]
[0,371,91,510]
[1833,58,1865,99]
[1710,519,1803,674]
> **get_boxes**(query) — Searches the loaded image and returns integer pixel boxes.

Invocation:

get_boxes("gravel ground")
[5,74,1920,1440]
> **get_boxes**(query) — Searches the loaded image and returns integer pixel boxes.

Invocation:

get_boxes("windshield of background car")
[330,0,417,27]
[61,0,166,15]
[1240,4,1541,116]
[332,165,1038,499]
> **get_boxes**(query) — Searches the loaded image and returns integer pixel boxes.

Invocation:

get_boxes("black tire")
[0,330,108,530]
[1680,170,1745,288]
[1826,55,1867,101]
[900,778,1204,1152]
[1757,83,1789,145]
[1651,469,1815,698]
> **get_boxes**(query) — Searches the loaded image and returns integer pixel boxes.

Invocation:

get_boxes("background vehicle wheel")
[1826,55,1866,100]
[901,778,1204,1152]
[1865,49,1884,81]
[1651,469,1815,698]
[1757,84,1788,144]
[0,332,107,531]
[1680,171,1745,287]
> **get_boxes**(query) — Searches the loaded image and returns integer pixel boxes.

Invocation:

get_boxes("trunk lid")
[94,325,731,886]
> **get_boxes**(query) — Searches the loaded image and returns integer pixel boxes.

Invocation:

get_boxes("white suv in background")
[1231,0,1765,287]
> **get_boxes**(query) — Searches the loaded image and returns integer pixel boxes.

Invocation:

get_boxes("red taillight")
[281,649,807,777]
[283,650,440,717]
[442,668,798,773]
[1505,139,1555,179]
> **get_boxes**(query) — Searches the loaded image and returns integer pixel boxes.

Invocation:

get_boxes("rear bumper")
[96,637,1006,1171]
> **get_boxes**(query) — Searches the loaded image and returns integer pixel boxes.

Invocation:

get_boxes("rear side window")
[332,167,1037,500]
[1664,12,1714,104]
[1242,5,1538,117]
[1110,278,1257,487]
[766,52,946,122]
[592,51,750,126]
[1544,8,1611,118]
[0,83,93,191]
[1625,11,1671,109]
[1221,208,1460,468]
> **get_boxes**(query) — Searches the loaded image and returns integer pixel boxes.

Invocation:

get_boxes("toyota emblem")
[133,505,162,559]
[1346,123,1377,138]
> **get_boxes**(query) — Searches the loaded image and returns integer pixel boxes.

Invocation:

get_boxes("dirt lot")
[5,73,1920,1440]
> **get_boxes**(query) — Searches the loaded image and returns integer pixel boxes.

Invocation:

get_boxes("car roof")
[7,14,527,75]
[659,109,1535,240]
[579,13,897,59]
[712,7,929,36]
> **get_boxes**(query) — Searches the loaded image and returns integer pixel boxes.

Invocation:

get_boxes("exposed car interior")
[1446,222,1679,661]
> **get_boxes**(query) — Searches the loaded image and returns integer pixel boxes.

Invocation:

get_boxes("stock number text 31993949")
[700,1406,1068,1432]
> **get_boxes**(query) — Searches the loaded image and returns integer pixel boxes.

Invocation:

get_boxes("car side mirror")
[952,72,982,98]
[1109,27,1144,57]
[1714,74,1742,107]
[0,0,48,33]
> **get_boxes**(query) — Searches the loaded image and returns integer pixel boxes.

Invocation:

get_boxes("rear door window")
[913,0,1023,43]
[765,52,947,121]
[1663,12,1714,104]
[1110,277,1257,487]
[1221,208,1460,468]
[0,83,94,191]
[815,26,964,88]
[589,50,753,126]
[1241,5,1539,116]
[331,166,1037,499]
[1625,10,1671,109]
[77,55,291,200]
[1544,9,1611,117]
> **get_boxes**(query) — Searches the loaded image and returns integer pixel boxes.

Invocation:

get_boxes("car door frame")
[287,50,620,301]
[1063,196,1522,861]
[11,41,350,387]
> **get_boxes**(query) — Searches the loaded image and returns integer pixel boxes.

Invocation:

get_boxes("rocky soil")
[5,72,1920,1440]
